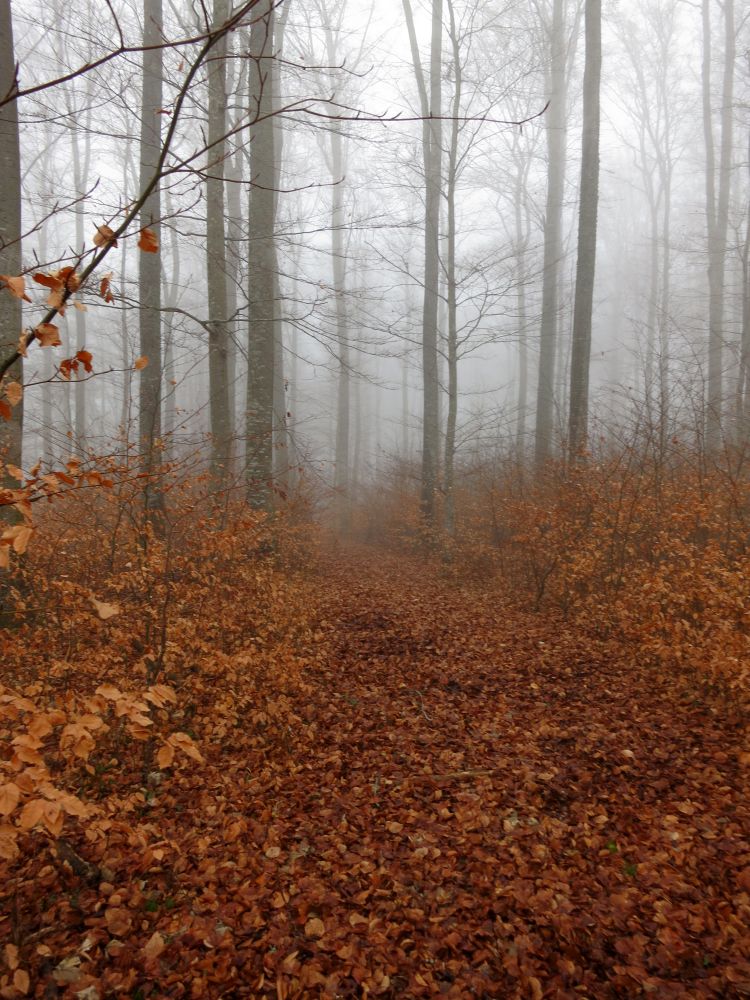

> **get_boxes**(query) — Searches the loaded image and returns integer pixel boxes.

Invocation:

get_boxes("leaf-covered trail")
[8,547,749,999]
[177,546,748,999]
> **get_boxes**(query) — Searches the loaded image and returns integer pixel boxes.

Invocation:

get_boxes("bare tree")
[246,0,278,508]
[567,0,601,460]
[403,0,443,527]
[702,0,735,449]
[0,0,23,479]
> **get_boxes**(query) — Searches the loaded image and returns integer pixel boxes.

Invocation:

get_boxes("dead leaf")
[0,274,31,302]
[91,598,120,621]
[93,225,117,249]
[35,323,61,348]
[134,355,149,371]
[4,382,22,406]
[138,228,159,253]
[304,917,325,938]
[0,783,20,816]
[143,931,165,961]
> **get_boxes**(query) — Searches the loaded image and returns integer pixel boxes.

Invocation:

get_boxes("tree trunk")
[403,0,443,528]
[246,0,277,509]
[139,0,165,521]
[567,0,601,461]
[703,0,735,450]
[443,0,462,537]
[0,0,23,479]
[534,0,567,469]
[206,0,231,482]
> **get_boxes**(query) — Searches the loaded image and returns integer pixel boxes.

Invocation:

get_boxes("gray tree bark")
[403,0,443,527]
[702,0,735,450]
[246,0,277,509]
[534,0,567,469]
[139,0,165,519]
[567,0,601,461]
[0,0,23,478]
[206,0,232,482]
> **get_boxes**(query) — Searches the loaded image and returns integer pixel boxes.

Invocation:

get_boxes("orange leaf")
[35,323,61,348]
[0,274,31,302]
[0,782,20,816]
[19,798,46,830]
[76,349,93,373]
[13,969,30,995]
[304,917,325,938]
[91,598,120,620]
[99,272,115,303]
[93,224,117,249]
[0,399,11,421]
[96,684,122,700]
[156,742,174,768]
[4,381,22,406]
[143,930,165,961]
[138,228,159,253]
[134,355,149,371]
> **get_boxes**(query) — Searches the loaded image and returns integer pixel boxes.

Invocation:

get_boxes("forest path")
[216,545,749,998]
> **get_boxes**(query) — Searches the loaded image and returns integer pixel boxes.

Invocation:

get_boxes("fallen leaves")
[1,524,748,999]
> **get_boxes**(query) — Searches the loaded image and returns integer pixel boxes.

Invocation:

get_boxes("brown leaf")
[0,783,20,817]
[143,930,165,961]
[13,968,30,995]
[99,272,115,303]
[19,798,46,830]
[134,355,149,370]
[35,322,61,348]
[0,274,31,302]
[4,381,22,406]
[93,224,117,248]
[104,907,132,937]
[91,598,120,620]
[304,917,325,938]
[156,742,174,768]
[138,228,159,254]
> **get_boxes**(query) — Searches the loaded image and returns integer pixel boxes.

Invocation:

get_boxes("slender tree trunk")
[139,0,165,520]
[0,0,23,479]
[271,5,290,500]
[703,0,735,450]
[739,132,750,443]
[246,0,277,508]
[568,0,601,461]
[206,0,231,482]
[443,0,462,536]
[69,102,92,455]
[534,0,567,469]
[403,0,443,528]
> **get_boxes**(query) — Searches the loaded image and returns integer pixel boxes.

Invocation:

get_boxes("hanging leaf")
[0,275,31,302]
[134,356,149,371]
[76,350,94,373]
[93,224,118,249]
[35,323,61,348]
[138,228,159,254]
[99,272,115,303]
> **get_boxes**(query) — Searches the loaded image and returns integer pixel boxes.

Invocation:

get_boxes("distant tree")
[567,0,601,460]
[0,0,23,480]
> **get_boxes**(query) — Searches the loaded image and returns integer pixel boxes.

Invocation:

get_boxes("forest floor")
[3,545,750,999]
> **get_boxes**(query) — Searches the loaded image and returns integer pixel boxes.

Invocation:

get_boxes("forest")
[1,0,750,996]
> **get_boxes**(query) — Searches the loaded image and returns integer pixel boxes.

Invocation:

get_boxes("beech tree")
[567,0,601,460]
[0,0,22,480]
[402,0,443,527]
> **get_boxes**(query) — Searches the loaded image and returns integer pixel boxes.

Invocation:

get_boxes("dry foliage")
[1,447,749,997]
